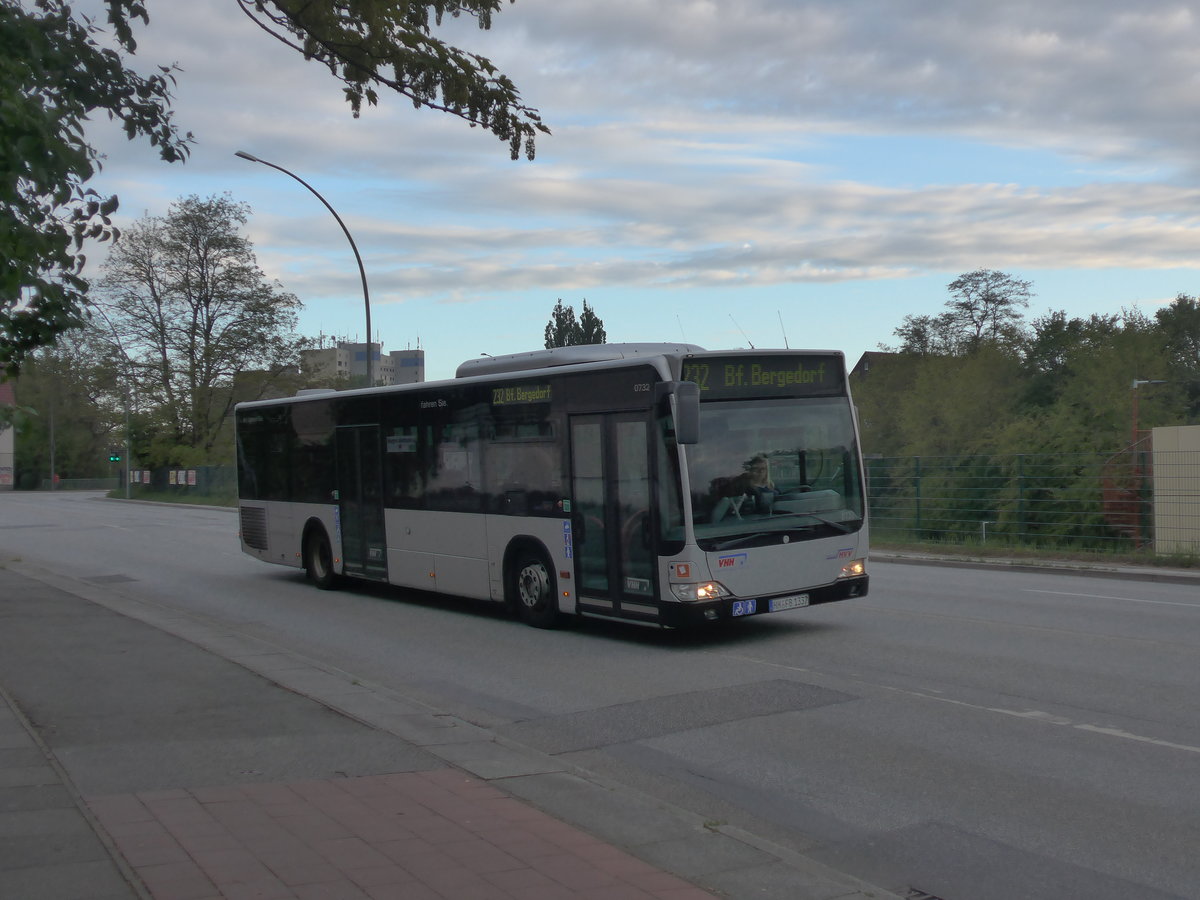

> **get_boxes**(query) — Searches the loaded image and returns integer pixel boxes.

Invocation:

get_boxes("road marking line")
[1025,589,1200,609]
[879,685,1200,755]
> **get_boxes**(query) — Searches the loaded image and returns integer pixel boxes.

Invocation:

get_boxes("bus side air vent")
[240,507,269,551]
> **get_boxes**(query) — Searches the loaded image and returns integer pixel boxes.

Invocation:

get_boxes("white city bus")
[235,344,868,627]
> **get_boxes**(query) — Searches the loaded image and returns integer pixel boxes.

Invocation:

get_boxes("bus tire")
[510,550,559,628]
[304,527,339,590]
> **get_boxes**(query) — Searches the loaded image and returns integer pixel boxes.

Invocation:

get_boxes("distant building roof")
[850,351,898,379]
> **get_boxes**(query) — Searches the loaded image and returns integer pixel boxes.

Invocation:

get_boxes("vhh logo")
[718,553,747,569]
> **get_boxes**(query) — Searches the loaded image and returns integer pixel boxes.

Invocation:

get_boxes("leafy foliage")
[237,0,549,159]
[0,0,190,378]
[544,298,606,348]
[1155,293,1200,422]
[856,275,1196,459]
[943,269,1032,349]
[8,328,127,486]
[91,194,306,464]
[889,269,1032,356]
[2,0,544,377]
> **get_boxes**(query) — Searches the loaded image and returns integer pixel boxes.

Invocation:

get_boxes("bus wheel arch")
[504,539,561,628]
[302,520,340,590]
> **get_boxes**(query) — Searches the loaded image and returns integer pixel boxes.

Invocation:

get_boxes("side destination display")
[681,354,845,400]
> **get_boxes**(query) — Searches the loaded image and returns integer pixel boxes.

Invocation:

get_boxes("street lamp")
[234,151,374,387]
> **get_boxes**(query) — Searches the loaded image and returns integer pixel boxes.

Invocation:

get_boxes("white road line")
[879,684,1200,755]
[717,652,1200,756]
[1025,589,1200,609]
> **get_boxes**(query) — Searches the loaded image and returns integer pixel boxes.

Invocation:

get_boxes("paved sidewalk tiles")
[0,689,139,900]
[88,768,717,900]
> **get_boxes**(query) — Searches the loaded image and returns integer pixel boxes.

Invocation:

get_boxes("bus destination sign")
[682,355,844,399]
[491,383,553,406]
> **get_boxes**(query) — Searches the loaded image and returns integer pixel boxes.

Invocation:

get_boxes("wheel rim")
[517,561,549,610]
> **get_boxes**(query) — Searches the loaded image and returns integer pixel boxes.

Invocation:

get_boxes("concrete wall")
[1152,425,1200,555]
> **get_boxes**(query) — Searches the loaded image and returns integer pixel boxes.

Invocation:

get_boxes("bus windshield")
[686,397,864,548]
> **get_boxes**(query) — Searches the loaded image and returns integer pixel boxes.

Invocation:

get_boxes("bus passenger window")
[384,426,423,508]
[425,418,483,512]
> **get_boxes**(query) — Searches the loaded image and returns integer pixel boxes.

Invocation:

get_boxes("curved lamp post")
[235,151,374,386]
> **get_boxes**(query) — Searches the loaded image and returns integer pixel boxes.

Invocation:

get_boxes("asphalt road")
[2,491,1198,900]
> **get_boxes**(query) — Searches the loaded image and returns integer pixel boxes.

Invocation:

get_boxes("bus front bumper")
[660,574,869,627]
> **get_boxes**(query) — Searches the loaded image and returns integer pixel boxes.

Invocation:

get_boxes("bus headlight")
[670,581,731,602]
[838,558,866,578]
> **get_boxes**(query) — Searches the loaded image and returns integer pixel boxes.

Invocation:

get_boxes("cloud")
[69,0,1200,377]
[501,1,1200,167]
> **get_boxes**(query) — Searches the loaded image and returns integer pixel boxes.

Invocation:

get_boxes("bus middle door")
[335,424,389,582]
[570,413,657,620]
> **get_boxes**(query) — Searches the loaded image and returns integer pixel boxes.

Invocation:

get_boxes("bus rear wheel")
[304,528,339,590]
[511,551,559,628]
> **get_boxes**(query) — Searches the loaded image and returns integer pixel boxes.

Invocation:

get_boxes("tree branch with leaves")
[236,0,548,160]
[2,0,546,378]
[0,0,191,378]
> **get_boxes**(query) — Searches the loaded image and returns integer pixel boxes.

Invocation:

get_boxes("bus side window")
[425,410,484,512]
[484,408,561,516]
[383,425,423,508]
[292,400,335,503]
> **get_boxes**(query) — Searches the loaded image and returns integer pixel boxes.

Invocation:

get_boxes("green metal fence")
[23,453,1199,556]
[864,450,1200,553]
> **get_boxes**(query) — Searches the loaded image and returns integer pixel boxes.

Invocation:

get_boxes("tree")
[1021,310,1120,408]
[883,270,1033,357]
[543,299,577,349]
[10,328,126,487]
[889,345,1026,458]
[1,0,190,378]
[544,299,606,348]
[890,313,955,356]
[943,269,1033,350]
[1155,293,1200,420]
[2,1,547,377]
[1155,294,1200,371]
[92,194,305,464]
[577,299,607,345]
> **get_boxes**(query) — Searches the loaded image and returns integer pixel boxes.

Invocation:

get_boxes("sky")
[81,0,1200,381]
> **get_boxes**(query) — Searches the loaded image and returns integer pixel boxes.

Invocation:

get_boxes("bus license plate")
[769,594,810,613]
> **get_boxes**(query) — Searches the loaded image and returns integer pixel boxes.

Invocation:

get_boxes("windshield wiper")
[712,532,774,551]
[788,512,855,533]
[708,514,859,550]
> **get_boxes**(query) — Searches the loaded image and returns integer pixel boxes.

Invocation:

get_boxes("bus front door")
[335,425,388,581]
[570,414,657,619]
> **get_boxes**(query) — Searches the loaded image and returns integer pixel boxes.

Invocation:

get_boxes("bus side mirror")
[658,381,700,444]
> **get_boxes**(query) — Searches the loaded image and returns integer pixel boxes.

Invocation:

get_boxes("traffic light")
[108,452,122,462]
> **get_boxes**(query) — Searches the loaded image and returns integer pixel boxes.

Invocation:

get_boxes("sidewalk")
[872,548,1200,585]
[0,561,895,900]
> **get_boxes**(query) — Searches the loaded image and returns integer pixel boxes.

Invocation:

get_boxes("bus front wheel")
[511,551,559,628]
[304,528,339,590]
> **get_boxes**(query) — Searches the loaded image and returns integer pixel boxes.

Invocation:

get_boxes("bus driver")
[710,455,776,521]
